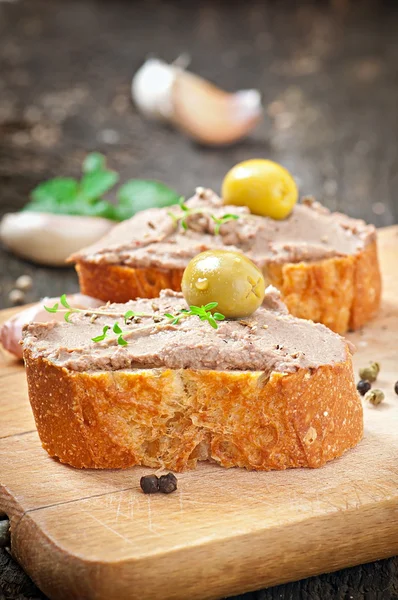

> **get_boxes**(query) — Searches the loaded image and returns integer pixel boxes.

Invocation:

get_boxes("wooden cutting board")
[1,227,397,600]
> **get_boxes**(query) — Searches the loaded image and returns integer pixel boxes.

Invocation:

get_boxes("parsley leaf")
[83,152,106,174]
[26,178,79,212]
[24,154,181,223]
[116,180,180,221]
[79,170,119,202]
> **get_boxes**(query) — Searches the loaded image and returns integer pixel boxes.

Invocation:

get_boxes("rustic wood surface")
[0,227,397,600]
[1,0,398,598]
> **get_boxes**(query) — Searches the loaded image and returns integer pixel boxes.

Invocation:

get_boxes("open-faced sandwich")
[23,250,363,472]
[70,160,381,334]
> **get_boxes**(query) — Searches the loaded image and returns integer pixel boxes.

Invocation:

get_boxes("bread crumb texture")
[24,351,363,471]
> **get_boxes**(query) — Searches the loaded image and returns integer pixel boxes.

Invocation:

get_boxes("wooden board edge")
[0,485,25,531]
[11,497,398,600]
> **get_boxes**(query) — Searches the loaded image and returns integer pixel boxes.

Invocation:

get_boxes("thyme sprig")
[92,325,111,343]
[44,297,226,345]
[168,198,239,234]
[165,302,225,329]
[211,213,240,235]
[44,295,149,345]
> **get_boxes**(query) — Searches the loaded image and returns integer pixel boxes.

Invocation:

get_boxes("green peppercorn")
[359,362,380,383]
[364,388,384,406]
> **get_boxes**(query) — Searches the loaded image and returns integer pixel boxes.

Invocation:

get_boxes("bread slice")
[23,289,363,471]
[76,240,380,335]
[71,192,381,334]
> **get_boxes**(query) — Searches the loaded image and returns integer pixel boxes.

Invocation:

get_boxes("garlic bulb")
[0,212,114,267]
[132,58,263,146]
[0,294,103,359]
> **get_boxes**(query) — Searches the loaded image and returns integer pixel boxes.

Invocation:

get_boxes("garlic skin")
[0,212,114,266]
[131,58,263,146]
[132,58,177,120]
[0,294,103,359]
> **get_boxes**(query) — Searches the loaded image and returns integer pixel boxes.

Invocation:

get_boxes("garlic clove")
[0,294,103,359]
[0,212,115,267]
[132,58,177,120]
[172,71,262,146]
[131,58,263,146]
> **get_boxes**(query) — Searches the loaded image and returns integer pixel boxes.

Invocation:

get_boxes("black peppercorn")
[395,381,398,395]
[158,472,178,494]
[357,379,371,396]
[140,474,159,494]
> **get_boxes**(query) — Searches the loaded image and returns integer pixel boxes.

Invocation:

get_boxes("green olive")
[181,250,265,318]
[222,159,298,220]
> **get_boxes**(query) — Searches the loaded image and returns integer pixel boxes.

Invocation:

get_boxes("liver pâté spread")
[23,288,351,374]
[70,189,376,270]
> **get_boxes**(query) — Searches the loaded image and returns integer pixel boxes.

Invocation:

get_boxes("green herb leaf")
[117,335,128,346]
[213,313,225,321]
[24,178,79,213]
[79,170,119,202]
[60,294,70,309]
[208,316,218,329]
[204,302,218,311]
[83,152,106,174]
[189,306,203,315]
[167,211,179,223]
[24,154,183,223]
[116,180,180,221]
[92,325,110,343]
[78,199,119,220]
[124,310,140,323]
[64,311,73,323]
[181,219,188,231]
[221,214,239,221]
[171,317,180,325]
[164,313,174,319]
[44,302,59,313]
[113,323,122,334]
[211,213,239,235]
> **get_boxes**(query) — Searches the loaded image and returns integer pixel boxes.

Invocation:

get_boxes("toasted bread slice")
[76,239,380,335]
[23,289,363,471]
[71,192,381,334]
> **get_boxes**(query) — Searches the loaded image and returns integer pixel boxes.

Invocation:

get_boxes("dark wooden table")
[0,1,397,598]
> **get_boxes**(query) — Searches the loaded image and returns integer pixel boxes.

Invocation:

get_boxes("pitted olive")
[222,159,298,220]
[181,249,265,318]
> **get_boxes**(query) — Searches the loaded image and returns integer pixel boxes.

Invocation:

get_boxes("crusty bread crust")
[75,240,381,334]
[267,240,381,333]
[76,261,185,305]
[24,349,363,471]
